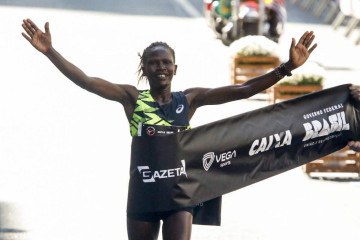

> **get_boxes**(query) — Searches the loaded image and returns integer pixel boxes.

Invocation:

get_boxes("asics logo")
[176,104,184,114]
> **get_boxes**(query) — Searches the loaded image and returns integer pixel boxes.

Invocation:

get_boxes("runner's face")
[143,46,177,89]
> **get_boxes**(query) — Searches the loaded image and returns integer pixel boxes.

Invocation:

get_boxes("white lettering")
[281,130,292,146]
[153,171,161,179]
[318,118,330,137]
[216,150,236,163]
[168,169,175,177]
[137,160,187,183]
[249,130,292,156]
[258,137,268,153]
[302,111,350,142]
[202,150,236,170]
[265,135,273,151]
[273,133,281,148]
[303,122,314,141]
[249,139,259,156]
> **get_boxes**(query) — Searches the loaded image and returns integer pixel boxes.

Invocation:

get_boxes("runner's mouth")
[157,74,166,78]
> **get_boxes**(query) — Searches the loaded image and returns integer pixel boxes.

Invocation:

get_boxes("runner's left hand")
[288,31,317,71]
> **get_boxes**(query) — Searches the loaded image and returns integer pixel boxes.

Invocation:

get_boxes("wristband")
[279,63,292,77]
[274,67,284,80]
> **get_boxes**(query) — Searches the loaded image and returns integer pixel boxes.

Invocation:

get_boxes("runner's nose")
[158,62,166,70]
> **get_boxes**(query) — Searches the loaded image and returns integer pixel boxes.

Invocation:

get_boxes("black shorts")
[127,207,194,222]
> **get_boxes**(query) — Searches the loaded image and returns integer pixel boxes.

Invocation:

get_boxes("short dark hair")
[137,42,176,84]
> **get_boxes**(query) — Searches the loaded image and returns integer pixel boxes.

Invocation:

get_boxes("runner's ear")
[174,64,178,75]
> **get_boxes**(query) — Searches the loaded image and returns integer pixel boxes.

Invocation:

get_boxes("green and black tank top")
[130,90,191,137]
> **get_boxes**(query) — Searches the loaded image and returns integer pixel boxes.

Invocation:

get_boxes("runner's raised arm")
[21,18,138,120]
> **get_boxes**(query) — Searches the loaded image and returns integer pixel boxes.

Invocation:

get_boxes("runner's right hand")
[22,19,52,54]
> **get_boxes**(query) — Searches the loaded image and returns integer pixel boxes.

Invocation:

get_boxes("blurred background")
[1,1,360,239]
